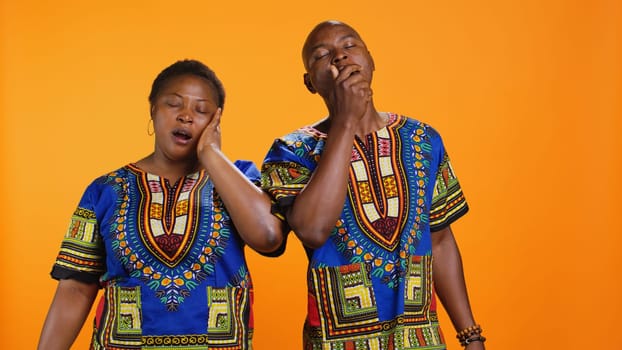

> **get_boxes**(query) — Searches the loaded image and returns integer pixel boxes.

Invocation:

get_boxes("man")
[262,20,486,349]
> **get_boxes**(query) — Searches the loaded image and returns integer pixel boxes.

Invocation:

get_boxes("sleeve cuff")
[50,265,102,286]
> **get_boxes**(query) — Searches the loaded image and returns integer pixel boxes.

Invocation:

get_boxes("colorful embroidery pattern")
[125,287,253,349]
[348,126,407,252]
[55,208,105,275]
[430,153,467,230]
[52,163,257,349]
[92,286,142,349]
[206,286,253,348]
[336,116,432,288]
[92,286,253,349]
[140,173,199,267]
[304,324,445,350]
[311,263,381,340]
[105,167,231,311]
[142,335,209,349]
[305,257,443,349]
[404,256,434,323]
[261,161,310,203]
[262,113,469,349]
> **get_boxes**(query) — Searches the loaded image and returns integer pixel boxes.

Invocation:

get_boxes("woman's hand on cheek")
[197,107,222,155]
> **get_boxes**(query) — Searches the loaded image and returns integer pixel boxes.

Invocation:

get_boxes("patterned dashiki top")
[51,161,258,349]
[261,113,469,350]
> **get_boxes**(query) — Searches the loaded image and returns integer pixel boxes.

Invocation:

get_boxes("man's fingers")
[330,65,339,79]
[333,65,365,85]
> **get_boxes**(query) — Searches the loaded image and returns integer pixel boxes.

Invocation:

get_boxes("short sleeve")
[232,158,289,257]
[429,149,469,232]
[234,159,261,184]
[50,186,105,284]
[261,139,315,218]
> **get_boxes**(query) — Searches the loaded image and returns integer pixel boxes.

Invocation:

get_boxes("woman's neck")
[135,153,200,184]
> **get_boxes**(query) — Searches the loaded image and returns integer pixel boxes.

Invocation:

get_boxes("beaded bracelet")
[461,335,486,346]
[456,324,483,346]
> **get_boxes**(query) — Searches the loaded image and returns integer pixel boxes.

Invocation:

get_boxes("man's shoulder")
[277,125,326,145]
[393,113,440,135]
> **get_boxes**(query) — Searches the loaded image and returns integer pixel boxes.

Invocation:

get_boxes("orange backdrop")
[1,0,620,349]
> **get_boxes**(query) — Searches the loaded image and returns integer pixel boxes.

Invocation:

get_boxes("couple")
[38,21,485,350]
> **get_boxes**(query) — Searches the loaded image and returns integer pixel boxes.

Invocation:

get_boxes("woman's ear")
[303,73,317,94]
[150,105,155,117]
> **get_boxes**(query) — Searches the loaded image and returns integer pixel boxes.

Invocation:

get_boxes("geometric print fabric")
[52,162,259,349]
[262,113,468,349]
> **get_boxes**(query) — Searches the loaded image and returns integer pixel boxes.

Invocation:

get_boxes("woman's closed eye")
[164,97,182,108]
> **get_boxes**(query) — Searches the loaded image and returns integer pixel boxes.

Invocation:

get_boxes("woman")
[38,59,284,349]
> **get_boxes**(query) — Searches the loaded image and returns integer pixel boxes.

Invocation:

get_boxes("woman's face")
[150,74,219,164]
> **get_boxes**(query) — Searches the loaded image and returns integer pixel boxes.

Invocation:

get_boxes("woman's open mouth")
[172,129,192,143]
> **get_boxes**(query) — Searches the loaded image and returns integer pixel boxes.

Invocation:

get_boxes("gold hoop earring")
[147,118,154,136]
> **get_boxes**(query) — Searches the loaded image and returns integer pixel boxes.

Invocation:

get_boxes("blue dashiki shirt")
[51,161,258,349]
[261,113,469,350]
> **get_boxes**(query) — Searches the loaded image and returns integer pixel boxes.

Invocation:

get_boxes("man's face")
[302,22,374,97]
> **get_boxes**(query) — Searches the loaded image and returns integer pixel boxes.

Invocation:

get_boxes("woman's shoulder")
[71,164,135,209]
[86,164,137,189]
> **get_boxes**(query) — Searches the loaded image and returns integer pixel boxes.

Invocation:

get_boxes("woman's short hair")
[148,59,225,110]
